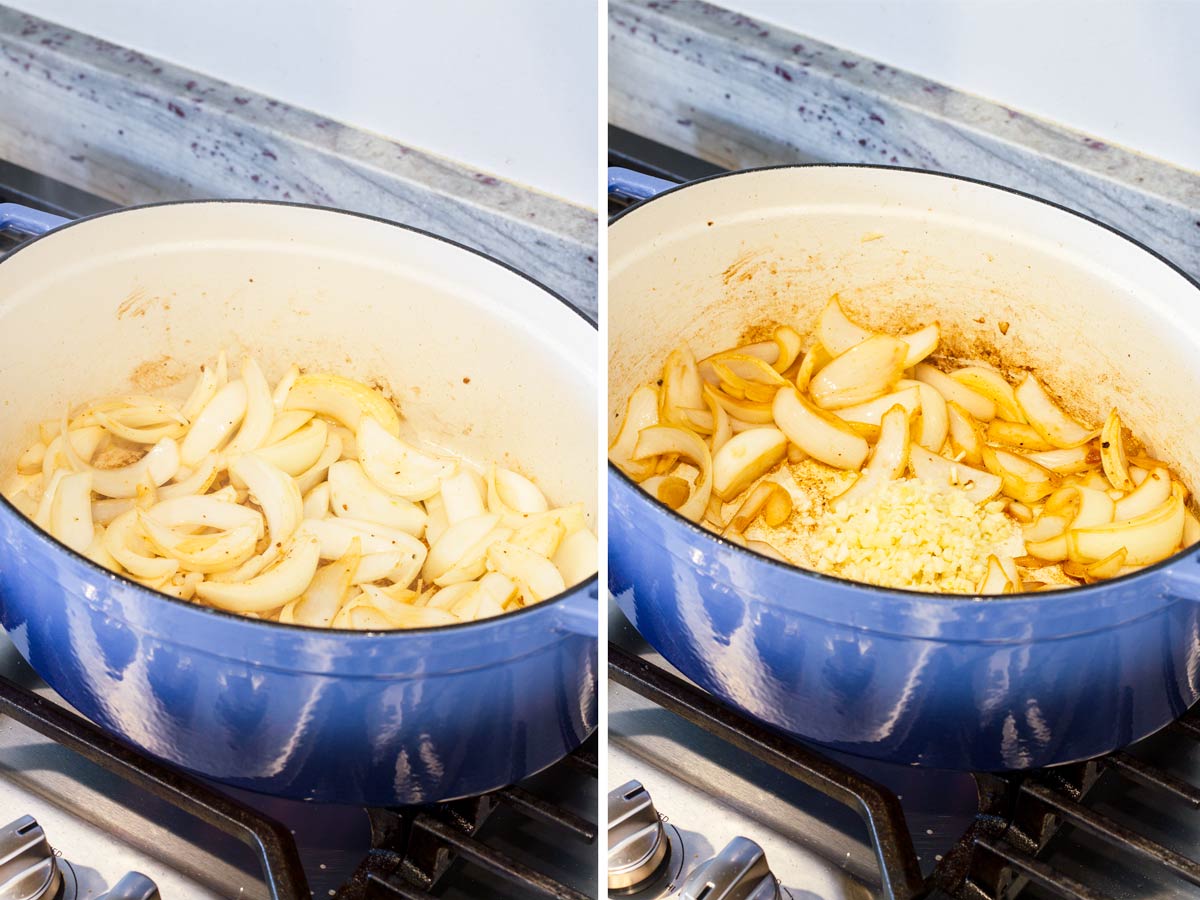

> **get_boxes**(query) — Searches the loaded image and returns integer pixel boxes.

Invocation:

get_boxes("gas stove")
[0,161,598,900]
[606,128,1200,900]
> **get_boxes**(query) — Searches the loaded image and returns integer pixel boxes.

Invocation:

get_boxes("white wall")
[5,0,599,207]
[733,0,1200,174]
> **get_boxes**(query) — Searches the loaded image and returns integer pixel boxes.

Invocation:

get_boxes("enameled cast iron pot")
[0,200,597,804]
[608,165,1200,771]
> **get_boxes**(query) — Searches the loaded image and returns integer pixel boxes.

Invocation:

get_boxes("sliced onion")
[304,516,427,567]
[900,323,940,368]
[92,410,185,444]
[511,516,566,559]
[909,381,948,452]
[834,386,920,427]
[809,335,907,409]
[986,420,1054,451]
[422,513,501,582]
[424,493,449,545]
[1023,514,1069,542]
[486,541,566,603]
[358,417,456,501]
[230,454,303,545]
[908,445,1002,504]
[817,295,871,356]
[50,471,94,554]
[711,355,787,403]
[1068,489,1184,565]
[439,468,487,525]
[1114,466,1171,520]
[914,364,996,421]
[711,427,788,502]
[104,509,179,579]
[978,555,1017,595]
[195,528,322,612]
[772,326,804,373]
[294,431,343,495]
[158,453,220,500]
[1085,547,1127,580]
[271,363,300,411]
[831,405,910,509]
[16,441,46,476]
[943,402,983,466]
[179,380,247,467]
[699,342,778,383]
[284,372,401,437]
[282,537,359,626]
[723,481,778,535]
[145,494,264,536]
[63,432,179,500]
[632,425,712,521]
[265,409,314,446]
[256,418,328,476]
[139,515,259,573]
[1014,374,1096,448]
[426,582,476,611]
[660,346,706,424]
[493,468,548,514]
[1025,444,1098,475]
[982,446,1056,504]
[773,386,868,470]
[705,387,732,455]
[181,354,223,422]
[302,482,331,519]
[44,426,105,480]
[553,527,598,587]
[1100,409,1134,491]
[328,459,426,536]
[610,385,661,481]
[951,367,1026,423]
[224,357,274,456]
[704,384,775,425]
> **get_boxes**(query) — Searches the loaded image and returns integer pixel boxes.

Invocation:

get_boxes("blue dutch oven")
[0,200,597,804]
[608,165,1200,771]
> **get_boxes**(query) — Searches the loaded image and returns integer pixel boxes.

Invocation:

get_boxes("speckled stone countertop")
[610,0,1200,282]
[0,6,597,317]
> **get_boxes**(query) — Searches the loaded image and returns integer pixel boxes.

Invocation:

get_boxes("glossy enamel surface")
[0,201,597,803]
[608,166,1200,770]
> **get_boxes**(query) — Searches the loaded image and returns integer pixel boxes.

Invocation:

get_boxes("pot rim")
[608,162,1200,604]
[0,198,598,638]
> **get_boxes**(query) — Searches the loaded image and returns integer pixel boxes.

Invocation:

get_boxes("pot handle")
[608,167,679,201]
[553,580,599,638]
[0,203,70,236]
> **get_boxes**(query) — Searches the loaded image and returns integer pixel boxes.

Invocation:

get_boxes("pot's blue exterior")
[0,505,597,803]
[610,471,1200,771]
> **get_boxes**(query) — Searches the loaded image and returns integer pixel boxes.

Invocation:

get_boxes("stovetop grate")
[611,641,1200,900]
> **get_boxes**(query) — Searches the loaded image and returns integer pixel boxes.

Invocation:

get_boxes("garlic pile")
[4,354,597,628]
[610,295,1199,594]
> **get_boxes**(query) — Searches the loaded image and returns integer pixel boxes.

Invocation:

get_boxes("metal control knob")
[608,780,670,892]
[98,872,160,900]
[0,817,62,900]
[678,837,782,900]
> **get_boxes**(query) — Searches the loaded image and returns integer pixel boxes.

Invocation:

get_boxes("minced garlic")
[736,462,1023,594]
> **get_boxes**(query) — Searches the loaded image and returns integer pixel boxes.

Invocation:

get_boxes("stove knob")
[678,837,782,900]
[607,780,670,893]
[0,816,62,900]
[98,873,160,900]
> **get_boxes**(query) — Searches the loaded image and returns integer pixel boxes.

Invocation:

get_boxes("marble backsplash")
[610,0,1200,283]
[0,6,597,317]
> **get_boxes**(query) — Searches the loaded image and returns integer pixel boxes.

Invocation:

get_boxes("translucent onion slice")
[723,481,777,536]
[914,364,996,421]
[145,494,264,536]
[302,482,331,519]
[711,427,788,502]
[493,468,549,514]
[699,342,778,383]
[552,528,598,587]
[265,409,314,446]
[139,515,259,573]
[224,357,274,456]
[773,386,868,470]
[158,453,220,500]
[63,433,180,500]
[305,516,427,568]
[271,363,300,411]
[817,295,871,356]
[50,471,94,554]
[43,426,106,481]
[1067,489,1184,565]
[195,528,322,613]
[230,454,303,545]
[255,418,329,476]
[833,386,920,427]
[982,446,1056,504]
[900,323,940,368]
[1072,486,1115,529]
[294,431,343,496]
[104,509,179,579]
[978,555,1017,595]
[358,417,456,502]
[426,582,475,611]
[424,493,449,546]
[609,385,661,481]
[92,410,185,444]
[660,346,706,424]
[440,468,487,524]
[793,345,832,394]
[809,336,907,410]
[986,421,1054,451]
[1086,547,1127,580]
[1113,467,1171,521]
[328,460,427,536]
[284,373,401,437]
[1014,374,1096,449]
[908,445,1002,504]
[831,405,910,510]
[181,354,223,422]
[447,583,507,621]
[281,539,360,628]
[486,541,566,603]
[1100,409,1134,491]
[951,368,1026,423]
[772,326,803,373]
[632,425,713,522]
[1024,514,1069,542]
[434,525,514,587]
[712,355,787,404]
[511,516,566,559]
[704,385,775,425]
[422,513,502,582]
[180,380,247,467]
[478,571,520,609]
[1025,444,1097,475]
[906,381,948,452]
[16,441,45,475]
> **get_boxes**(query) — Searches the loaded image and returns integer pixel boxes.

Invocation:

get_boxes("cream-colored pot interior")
[1,202,596,523]
[610,166,1200,491]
